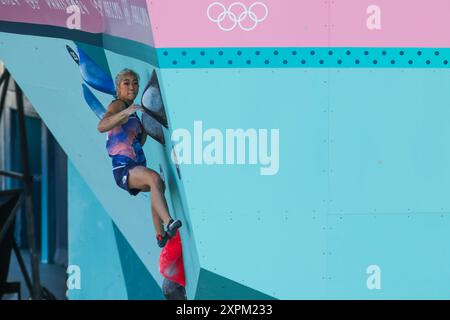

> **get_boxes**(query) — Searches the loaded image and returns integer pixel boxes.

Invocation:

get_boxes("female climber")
[97,68,181,248]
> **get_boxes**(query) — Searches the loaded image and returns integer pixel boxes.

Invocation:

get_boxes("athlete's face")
[118,74,139,102]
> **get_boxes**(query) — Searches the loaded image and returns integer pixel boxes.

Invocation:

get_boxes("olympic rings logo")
[207,2,268,31]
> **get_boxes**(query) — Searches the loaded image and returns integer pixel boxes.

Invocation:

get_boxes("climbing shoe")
[166,219,182,238]
[157,233,169,248]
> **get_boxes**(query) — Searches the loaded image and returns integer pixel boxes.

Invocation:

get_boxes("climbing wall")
[1,0,450,299]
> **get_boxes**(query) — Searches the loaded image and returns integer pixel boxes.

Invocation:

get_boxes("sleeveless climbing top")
[106,99,146,164]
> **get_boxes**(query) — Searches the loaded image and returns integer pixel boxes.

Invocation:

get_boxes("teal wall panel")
[112,223,165,300]
[329,70,450,214]
[160,69,330,298]
[156,48,450,69]
[196,269,276,300]
[68,160,128,300]
[326,214,450,299]
[161,69,330,215]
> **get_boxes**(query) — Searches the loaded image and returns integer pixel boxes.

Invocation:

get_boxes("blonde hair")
[115,68,140,98]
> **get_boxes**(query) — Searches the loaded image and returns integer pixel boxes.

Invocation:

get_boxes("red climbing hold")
[159,230,185,287]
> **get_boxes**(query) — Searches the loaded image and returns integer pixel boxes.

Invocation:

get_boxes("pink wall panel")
[147,0,450,48]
